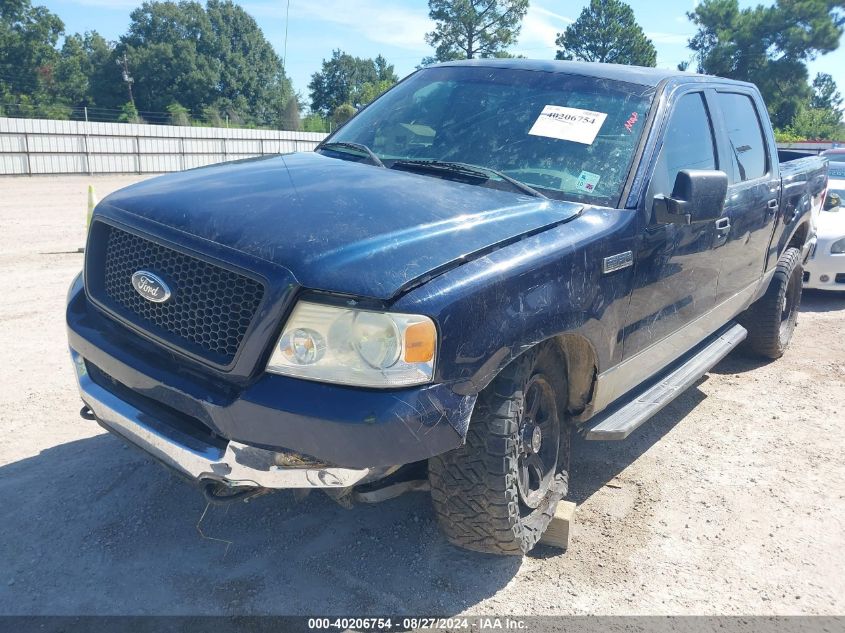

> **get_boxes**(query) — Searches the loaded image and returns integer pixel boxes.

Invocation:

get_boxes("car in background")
[804,163,845,292]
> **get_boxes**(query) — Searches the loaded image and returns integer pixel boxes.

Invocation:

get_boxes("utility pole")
[120,54,135,107]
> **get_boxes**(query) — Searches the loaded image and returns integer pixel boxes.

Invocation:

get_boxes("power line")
[282,0,291,69]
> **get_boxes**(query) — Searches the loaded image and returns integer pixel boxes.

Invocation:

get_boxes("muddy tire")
[739,247,803,359]
[428,344,570,555]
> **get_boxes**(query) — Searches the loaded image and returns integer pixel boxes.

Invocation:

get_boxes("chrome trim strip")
[592,279,759,412]
[71,350,370,489]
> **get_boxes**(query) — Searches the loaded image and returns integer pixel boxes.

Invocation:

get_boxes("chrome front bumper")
[71,350,372,489]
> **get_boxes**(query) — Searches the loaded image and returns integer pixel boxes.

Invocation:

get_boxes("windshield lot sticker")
[576,170,601,194]
[528,105,607,145]
[624,112,639,133]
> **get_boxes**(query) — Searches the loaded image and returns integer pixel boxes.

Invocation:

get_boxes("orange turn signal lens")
[403,320,436,363]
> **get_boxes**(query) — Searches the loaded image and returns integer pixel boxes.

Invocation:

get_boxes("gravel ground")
[0,174,843,616]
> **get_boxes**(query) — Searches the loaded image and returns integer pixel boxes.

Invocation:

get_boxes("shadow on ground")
[568,380,706,506]
[0,357,728,613]
[799,289,845,313]
[0,432,518,615]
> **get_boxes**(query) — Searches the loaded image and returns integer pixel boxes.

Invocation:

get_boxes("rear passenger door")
[710,91,780,304]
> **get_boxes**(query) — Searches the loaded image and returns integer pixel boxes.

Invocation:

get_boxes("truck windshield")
[324,65,656,207]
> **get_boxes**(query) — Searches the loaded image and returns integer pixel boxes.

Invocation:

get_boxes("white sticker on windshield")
[528,105,607,145]
[576,170,601,194]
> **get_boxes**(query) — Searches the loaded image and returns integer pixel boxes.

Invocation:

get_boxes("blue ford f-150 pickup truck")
[67,60,828,555]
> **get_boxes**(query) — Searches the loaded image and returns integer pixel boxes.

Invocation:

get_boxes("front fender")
[392,207,638,397]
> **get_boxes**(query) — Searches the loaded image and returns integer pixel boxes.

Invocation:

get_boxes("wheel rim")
[516,374,559,510]
[779,267,801,342]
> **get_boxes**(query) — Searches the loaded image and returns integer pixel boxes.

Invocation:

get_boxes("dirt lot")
[0,174,843,616]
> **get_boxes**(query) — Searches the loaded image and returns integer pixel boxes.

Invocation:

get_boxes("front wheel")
[739,247,803,359]
[428,344,569,555]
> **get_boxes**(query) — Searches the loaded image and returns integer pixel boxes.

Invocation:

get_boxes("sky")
[42,0,845,105]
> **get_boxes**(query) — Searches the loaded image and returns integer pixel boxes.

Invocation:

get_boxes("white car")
[804,170,845,292]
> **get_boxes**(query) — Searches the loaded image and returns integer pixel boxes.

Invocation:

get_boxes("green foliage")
[278,95,301,131]
[785,104,845,141]
[1,0,297,128]
[308,50,397,116]
[425,0,529,61]
[119,101,142,123]
[555,0,657,66]
[118,101,141,123]
[358,79,395,106]
[54,31,113,110]
[774,128,807,143]
[114,0,295,126]
[332,103,356,127]
[686,0,844,129]
[812,72,843,111]
[0,0,64,111]
[302,113,330,133]
[201,104,224,126]
[167,101,190,126]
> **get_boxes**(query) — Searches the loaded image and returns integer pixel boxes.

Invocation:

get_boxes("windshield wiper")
[391,160,547,198]
[318,141,385,168]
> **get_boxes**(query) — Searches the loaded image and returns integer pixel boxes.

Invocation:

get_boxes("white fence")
[0,117,328,176]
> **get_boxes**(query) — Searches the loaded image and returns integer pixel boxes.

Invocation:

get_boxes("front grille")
[803,271,810,282]
[836,273,845,284]
[91,223,265,365]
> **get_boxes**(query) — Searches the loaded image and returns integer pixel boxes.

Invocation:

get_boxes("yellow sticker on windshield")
[528,105,607,145]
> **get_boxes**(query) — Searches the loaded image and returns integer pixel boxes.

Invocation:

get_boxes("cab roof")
[435,58,753,89]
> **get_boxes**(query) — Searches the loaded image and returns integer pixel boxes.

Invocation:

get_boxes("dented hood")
[101,152,583,300]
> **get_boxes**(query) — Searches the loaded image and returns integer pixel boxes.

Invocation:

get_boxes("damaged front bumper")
[67,280,475,489]
[72,350,373,489]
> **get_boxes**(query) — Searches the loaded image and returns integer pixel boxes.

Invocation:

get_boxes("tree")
[685,0,845,129]
[786,104,845,140]
[278,94,300,131]
[358,79,395,106]
[54,31,113,110]
[167,101,190,126]
[332,103,356,127]
[555,0,656,67]
[118,101,142,123]
[811,72,843,111]
[112,0,295,126]
[425,0,529,61]
[308,50,397,116]
[0,0,64,109]
[302,113,329,133]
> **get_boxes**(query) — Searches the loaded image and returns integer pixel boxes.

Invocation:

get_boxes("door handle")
[766,199,779,215]
[714,217,730,248]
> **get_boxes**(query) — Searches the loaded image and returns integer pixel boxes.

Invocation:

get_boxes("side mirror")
[654,169,728,225]
[824,192,841,211]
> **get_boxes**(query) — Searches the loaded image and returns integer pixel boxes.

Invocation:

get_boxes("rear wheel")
[428,344,570,555]
[739,247,803,359]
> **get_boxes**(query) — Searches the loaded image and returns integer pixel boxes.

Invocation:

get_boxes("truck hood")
[101,152,583,300]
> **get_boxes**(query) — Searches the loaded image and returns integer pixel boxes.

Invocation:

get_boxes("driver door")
[622,90,723,362]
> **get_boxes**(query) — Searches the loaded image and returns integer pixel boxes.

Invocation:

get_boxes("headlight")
[831,238,845,254]
[266,301,437,387]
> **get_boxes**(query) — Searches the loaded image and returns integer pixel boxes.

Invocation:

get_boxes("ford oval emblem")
[131,270,172,303]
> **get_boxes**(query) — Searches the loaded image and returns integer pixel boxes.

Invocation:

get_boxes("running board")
[584,322,747,440]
